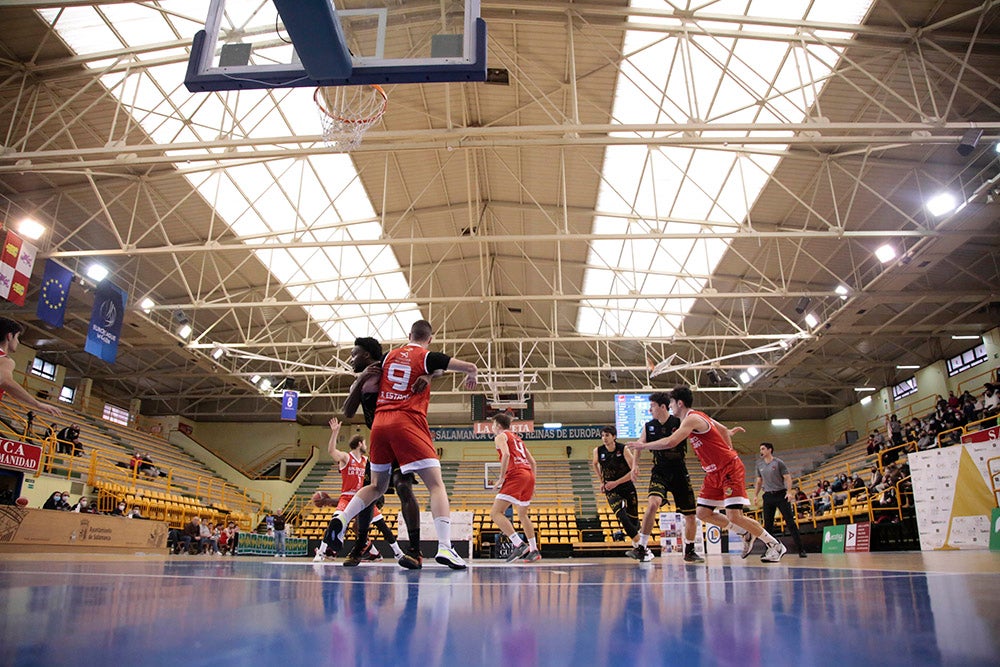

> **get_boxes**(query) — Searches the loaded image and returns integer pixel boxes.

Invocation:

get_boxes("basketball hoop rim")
[314,84,388,125]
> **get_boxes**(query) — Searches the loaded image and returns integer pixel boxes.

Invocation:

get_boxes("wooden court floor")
[1,550,997,666]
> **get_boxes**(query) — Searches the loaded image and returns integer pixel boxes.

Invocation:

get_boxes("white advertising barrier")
[396,510,473,542]
[658,512,705,555]
[704,524,724,555]
[909,435,999,550]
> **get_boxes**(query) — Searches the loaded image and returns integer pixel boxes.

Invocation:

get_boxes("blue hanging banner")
[84,281,127,364]
[36,259,73,328]
[281,390,298,421]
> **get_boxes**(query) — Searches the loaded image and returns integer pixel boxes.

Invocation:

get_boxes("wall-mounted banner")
[281,390,298,421]
[36,259,73,328]
[84,280,127,364]
[0,231,36,307]
[431,425,605,442]
[473,420,534,434]
[0,438,42,474]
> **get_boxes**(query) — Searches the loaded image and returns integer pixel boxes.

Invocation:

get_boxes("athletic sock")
[759,530,779,547]
[508,533,524,547]
[434,516,452,548]
[340,495,367,527]
[719,517,748,536]
[528,538,537,551]
[316,541,328,556]
[638,533,649,547]
[390,542,403,558]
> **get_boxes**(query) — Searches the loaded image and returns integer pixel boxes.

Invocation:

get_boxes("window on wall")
[30,357,57,381]
[892,377,918,401]
[59,386,76,403]
[946,344,988,377]
[102,403,129,426]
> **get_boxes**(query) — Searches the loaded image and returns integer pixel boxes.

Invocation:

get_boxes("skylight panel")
[39,4,421,346]
[577,0,874,338]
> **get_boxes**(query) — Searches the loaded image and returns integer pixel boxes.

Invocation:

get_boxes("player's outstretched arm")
[0,357,61,416]
[326,418,350,466]
[447,358,478,390]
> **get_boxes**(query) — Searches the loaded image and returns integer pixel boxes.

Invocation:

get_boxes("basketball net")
[314,84,388,151]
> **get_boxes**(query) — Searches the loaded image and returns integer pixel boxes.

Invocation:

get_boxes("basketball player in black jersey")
[320,337,424,569]
[592,425,640,553]
[627,391,703,563]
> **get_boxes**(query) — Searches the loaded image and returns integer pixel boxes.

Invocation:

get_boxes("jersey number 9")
[386,362,412,392]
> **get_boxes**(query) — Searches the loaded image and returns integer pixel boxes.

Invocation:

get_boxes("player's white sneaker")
[641,547,656,562]
[435,545,467,570]
[739,531,755,559]
[761,541,787,563]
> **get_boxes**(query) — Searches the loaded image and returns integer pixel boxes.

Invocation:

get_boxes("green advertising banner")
[991,508,1000,552]
[822,525,846,554]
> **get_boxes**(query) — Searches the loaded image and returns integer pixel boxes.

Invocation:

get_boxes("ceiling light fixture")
[896,365,920,370]
[926,192,958,217]
[250,374,261,384]
[177,323,193,339]
[874,244,897,263]
[771,418,790,426]
[747,366,759,378]
[16,218,46,240]
[860,395,872,406]
[211,346,225,360]
[739,372,751,384]
[854,387,876,392]
[86,264,109,282]
[951,335,981,340]
[794,296,811,314]
[139,297,155,313]
[804,313,819,328]
[835,284,849,299]
[259,378,273,392]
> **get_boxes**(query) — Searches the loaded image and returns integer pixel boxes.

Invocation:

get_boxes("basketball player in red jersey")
[0,318,61,416]
[628,385,786,562]
[490,413,541,562]
[324,320,478,569]
[314,418,412,565]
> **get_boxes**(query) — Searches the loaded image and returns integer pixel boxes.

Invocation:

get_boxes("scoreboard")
[614,393,651,440]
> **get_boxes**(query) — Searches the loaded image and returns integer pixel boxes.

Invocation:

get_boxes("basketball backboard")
[185,0,487,92]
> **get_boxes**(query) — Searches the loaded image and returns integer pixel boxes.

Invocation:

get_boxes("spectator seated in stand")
[172,516,203,554]
[868,466,885,493]
[110,501,128,516]
[42,491,62,510]
[222,521,239,556]
[56,423,85,457]
[72,497,96,513]
[200,520,221,555]
[982,383,999,418]
[137,452,160,478]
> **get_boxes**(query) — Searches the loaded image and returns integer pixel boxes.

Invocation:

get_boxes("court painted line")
[0,567,973,589]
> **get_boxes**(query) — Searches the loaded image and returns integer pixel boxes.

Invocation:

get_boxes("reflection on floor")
[1,552,998,666]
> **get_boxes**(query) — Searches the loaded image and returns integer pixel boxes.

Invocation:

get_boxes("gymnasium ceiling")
[1,0,998,428]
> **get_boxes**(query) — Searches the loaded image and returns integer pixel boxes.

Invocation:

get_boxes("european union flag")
[36,259,73,328]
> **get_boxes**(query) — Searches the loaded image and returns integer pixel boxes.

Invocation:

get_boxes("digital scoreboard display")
[614,393,651,440]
